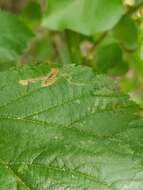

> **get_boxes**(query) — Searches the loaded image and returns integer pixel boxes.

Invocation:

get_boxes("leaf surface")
[113,16,139,50]
[0,64,143,190]
[0,11,34,70]
[43,0,123,35]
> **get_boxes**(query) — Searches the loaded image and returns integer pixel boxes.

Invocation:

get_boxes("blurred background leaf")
[0,10,34,71]
[113,16,139,50]
[21,1,42,29]
[43,0,123,35]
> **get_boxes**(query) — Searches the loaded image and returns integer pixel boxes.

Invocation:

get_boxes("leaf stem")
[53,32,72,65]
[65,30,83,64]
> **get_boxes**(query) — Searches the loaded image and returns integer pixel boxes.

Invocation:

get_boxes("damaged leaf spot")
[42,68,59,87]
[19,68,59,87]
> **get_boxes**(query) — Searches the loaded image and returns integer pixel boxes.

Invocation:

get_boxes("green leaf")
[0,11,34,70]
[21,1,42,29]
[93,43,122,72]
[93,42,128,75]
[43,0,123,35]
[109,60,129,76]
[0,64,143,189]
[113,16,139,50]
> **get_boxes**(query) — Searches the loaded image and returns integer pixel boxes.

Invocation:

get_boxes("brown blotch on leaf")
[42,68,59,87]
[19,68,59,87]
